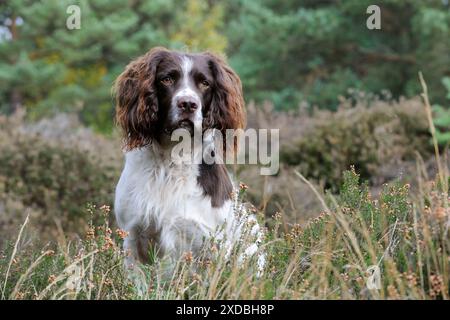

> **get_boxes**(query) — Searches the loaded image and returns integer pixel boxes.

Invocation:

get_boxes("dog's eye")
[161,76,174,86]
[199,80,210,89]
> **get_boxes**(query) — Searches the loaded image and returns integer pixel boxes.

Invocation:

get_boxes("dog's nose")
[177,99,198,113]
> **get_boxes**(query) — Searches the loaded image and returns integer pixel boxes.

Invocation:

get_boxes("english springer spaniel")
[113,47,264,274]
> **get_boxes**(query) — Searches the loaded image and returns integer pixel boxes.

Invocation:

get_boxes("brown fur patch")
[113,47,171,150]
[197,163,233,208]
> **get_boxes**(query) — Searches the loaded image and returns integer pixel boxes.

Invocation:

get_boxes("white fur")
[115,140,231,262]
[171,57,203,129]
[115,139,265,276]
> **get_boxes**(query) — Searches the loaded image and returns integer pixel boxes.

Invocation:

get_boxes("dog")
[113,47,264,274]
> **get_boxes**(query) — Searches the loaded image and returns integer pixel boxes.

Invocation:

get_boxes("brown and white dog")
[113,47,264,272]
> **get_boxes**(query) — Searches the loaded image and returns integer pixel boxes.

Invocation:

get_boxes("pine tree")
[0,0,176,131]
[0,0,231,131]
[225,0,450,110]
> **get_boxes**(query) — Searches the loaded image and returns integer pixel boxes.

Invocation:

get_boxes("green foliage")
[0,0,232,132]
[1,0,449,122]
[227,0,450,109]
[170,0,227,52]
[0,0,174,130]
[432,77,450,146]
[300,169,410,257]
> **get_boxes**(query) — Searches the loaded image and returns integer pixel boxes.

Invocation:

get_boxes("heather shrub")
[0,205,134,300]
[238,97,433,223]
[0,112,121,239]
[235,165,324,226]
[280,97,432,190]
[2,169,448,299]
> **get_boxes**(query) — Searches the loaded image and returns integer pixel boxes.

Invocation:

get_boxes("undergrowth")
[1,168,448,300]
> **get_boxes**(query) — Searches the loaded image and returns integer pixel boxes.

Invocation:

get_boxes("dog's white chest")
[114,147,232,234]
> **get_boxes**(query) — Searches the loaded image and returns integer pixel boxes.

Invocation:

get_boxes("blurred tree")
[432,77,450,146]
[0,0,449,126]
[170,0,227,52]
[0,0,231,131]
[225,0,450,110]
[0,0,175,132]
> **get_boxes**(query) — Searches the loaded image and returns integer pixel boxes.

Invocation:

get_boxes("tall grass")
[0,76,448,300]
[0,164,448,299]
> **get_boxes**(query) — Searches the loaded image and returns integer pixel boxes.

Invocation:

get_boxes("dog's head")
[114,47,246,150]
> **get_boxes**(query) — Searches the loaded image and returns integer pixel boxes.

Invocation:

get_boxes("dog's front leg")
[122,228,152,296]
[123,228,141,270]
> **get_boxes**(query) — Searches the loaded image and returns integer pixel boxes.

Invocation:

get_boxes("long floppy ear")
[204,52,246,136]
[113,47,169,150]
